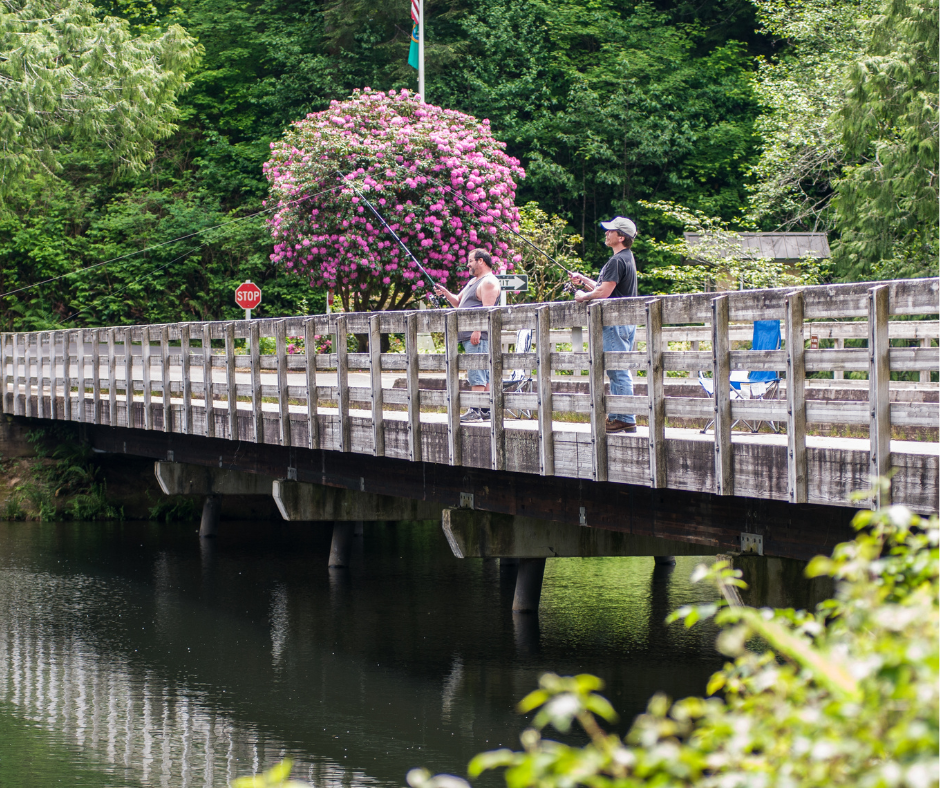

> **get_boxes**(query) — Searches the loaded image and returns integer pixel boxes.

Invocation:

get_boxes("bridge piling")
[512,557,546,613]
[199,495,220,538]
[328,521,355,567]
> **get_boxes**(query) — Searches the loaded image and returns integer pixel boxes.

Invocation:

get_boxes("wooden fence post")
[336,314,350,453]
[202,323,215,438]
[0,333,7,413]
[369,314,385,458]
[49,332,59,420]
[76,329,85,423]
[587,303,607,482]
[275,319,290,447]
[303,318,318,450]
[711,296,732,496]
[645,299,666,488]
[536,306,554,477]
[405,312,421,463]
[91,329,101,425]
[142,329,153,431]
[785,291,807,503]
[250,321,262,443]
[120,328,131,429]
[63,332,72,422]
[161,325,171,432]
[444,310,461,466]
[107,328,117,426]
[868,285,891,507]
[180,323,192,434]
[36,333,46,420]
[225,323,236,440]
[488,308,505,472]
[24,332,34,418]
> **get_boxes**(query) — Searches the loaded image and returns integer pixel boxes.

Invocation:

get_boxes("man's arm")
[433,284,461,308]
[477,277,501,307]
[574,280,616,303]
[569,272,597,289]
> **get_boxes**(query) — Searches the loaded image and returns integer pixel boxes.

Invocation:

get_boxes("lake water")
[0,519,723,787]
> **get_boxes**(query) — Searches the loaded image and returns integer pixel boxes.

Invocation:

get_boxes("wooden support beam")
[336,314,351,453]
[275,319,290,447]
[711,296,732,495]
[536,306,554,476]
[107,328,116,426]
[645,298,666,488]
[444,310,461,466]
[250,321,262,443]
[303,317,318,450]
[405,312,421,462]
[921,337,932,384]
[369,314,385,458]
[834,337,844,380]
[868,285,891,507]
[224,323,236,440]
[0,333,7,412]
[488,308,505,471]
[161,325,171,432]
[785,291,807,503]
[202,323,215,439]
[587,303,607,482]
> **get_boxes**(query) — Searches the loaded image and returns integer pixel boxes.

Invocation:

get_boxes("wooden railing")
[2,277,937,510]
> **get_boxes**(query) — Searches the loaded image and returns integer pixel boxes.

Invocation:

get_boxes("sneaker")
[478,408,491,420]
[605,419,637,434]
[460,408,484,423]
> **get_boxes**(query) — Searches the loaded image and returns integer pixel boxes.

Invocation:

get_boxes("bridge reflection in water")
[0,520,725,788]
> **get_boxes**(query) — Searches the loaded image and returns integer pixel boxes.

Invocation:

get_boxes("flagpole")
[418,0,425,101]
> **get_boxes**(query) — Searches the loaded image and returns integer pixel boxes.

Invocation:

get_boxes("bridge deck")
[3,277,938,514]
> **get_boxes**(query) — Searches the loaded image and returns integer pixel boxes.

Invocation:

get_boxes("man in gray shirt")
[569,217,638,433]
[434,248,501,422]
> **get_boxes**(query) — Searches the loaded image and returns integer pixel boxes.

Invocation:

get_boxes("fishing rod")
[338,174,443,307]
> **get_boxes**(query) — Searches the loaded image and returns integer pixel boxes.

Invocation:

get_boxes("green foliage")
[640,200,829,293]
[408,495,938,788]
[833,0,939,280]
[0,0,199,192]
[147,495,198,522]
[513,202,586,304]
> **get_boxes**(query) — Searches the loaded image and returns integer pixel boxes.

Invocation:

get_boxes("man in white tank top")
[434,249,501,422]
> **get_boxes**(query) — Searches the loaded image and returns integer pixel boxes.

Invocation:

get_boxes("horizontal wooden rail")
[0,277,937,512]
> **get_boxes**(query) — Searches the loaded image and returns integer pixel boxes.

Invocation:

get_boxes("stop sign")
[235,281,262,310]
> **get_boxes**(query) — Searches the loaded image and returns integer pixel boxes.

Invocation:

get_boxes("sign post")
[235,281,262,320]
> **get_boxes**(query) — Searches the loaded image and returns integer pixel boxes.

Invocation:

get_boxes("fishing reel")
[424,290,445,308]
[562,281,577,297]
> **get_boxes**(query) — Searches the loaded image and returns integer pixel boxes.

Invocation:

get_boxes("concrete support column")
[512,557,546,613]
[199,495,220,538]
[654,555,676,565]
[329,521,356,568]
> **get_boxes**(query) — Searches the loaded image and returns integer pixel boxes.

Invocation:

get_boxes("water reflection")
[0,520,723,788]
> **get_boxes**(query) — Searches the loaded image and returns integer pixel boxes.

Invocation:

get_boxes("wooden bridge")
[2,277,937,567]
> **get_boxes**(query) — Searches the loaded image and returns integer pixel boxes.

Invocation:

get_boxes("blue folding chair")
[699,320,782,433]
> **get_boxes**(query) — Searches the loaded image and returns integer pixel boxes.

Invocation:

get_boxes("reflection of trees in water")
[0,588,376,788]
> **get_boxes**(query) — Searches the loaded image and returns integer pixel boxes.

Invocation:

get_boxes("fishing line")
[335,171,443,306]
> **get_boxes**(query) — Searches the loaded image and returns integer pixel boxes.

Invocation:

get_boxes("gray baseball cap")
[600,217,637,238]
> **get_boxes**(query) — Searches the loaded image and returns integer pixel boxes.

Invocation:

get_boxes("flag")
[408,0,420,69]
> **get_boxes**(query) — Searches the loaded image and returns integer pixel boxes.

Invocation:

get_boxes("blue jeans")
[603,324,635,424]
[462,338,489,388]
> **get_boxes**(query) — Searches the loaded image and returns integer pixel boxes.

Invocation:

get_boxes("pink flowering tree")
[263,88,525,313]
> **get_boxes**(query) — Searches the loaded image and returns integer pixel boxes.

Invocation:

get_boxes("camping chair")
[699,319,782,434]
[502,328,535,419]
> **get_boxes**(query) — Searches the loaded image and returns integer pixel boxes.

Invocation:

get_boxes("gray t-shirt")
[596,250,637,298]
[457,273,500,341]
